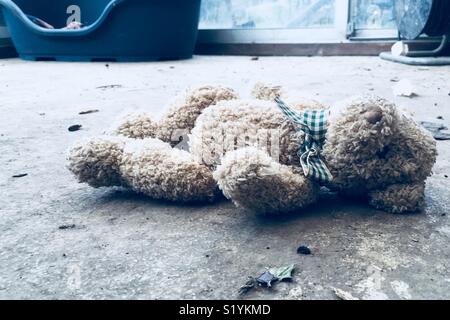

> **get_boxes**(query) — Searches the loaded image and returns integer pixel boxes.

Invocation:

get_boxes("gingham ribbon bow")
[275,97,333,183]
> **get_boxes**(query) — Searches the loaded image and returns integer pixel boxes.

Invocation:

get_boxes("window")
[198,0,398,44]
[199,0,348,43]
[349,0,397,39]
[199,0,336,29]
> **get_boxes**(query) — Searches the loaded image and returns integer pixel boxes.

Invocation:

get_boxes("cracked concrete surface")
[0,56,449,300]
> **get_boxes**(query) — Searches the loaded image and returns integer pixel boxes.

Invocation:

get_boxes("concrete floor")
[0,56,449,300]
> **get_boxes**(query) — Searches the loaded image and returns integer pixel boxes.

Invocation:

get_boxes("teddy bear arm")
[213,147,318,214]
[67,136,128,188]
[156,86,238,146]
[368,182,426,214]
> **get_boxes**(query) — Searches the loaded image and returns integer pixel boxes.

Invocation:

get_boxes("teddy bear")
[67,84,437,214]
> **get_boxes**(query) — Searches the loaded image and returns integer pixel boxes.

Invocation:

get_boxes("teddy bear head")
[323,96,437,195]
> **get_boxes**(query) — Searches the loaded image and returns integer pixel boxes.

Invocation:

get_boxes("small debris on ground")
[332,287,359,300]
[391,41,409,56]
[257,271,277,288]
[269,265,295,281]
[68,125,82,132]
[105,64,109,68]
[420,122,450,140]
[79,109,99,115]
[96,84,122,90]
[12,173,28,178]
[437,116,444,120]
[239,265,296,295]
[433,132,450,141]
[58,224,76,230]
[420,122,447,132]
[251,57,259,61]
[239,277,257,296]
[393,79,417,98]
[297,245,312,255]
[390,77,400,82]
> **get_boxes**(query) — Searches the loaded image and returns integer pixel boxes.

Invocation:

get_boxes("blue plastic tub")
[0,0,202,61]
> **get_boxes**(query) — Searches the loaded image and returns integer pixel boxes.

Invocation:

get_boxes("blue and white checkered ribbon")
[275,97,333,183]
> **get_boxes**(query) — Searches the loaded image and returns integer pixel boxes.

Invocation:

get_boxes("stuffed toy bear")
[67,84,437,214]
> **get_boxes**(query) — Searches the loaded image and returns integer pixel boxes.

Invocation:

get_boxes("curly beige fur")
[120,139,218,202]
[115,113,158,139]
[214,147,318,214]
[369,183,425,214]
[251,82,328,111]
[114,86,238,145]
[68,85,437,215]
[190,99,304,168]
[156,86,238,145]
[68,137,218,202]
[252,82,284,100]
[323,96,437,200]
[67,136,127,188]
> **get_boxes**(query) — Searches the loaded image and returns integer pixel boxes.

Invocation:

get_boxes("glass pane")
[352,0,396,29]
[199,0,336,30]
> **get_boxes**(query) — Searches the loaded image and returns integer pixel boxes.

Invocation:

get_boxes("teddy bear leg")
[67,136,128,188]
[156,86,238,146]
[119,139,219,202]
[213,147,318,214]
[368,182,426,214]
[112,86,237,142]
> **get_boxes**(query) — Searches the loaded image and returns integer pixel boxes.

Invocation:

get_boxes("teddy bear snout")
[363,106,383,124]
